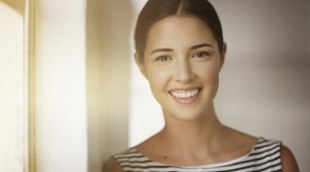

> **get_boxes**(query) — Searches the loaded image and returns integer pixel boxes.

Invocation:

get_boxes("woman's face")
[137,15,225,121]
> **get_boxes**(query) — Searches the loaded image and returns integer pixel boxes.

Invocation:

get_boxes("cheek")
[207,68,220,82]
[146,67,169,90]
[196,62,220,83]
[146,71,170,104]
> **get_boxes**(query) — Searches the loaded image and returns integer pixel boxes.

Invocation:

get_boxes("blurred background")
[0,0,309,171]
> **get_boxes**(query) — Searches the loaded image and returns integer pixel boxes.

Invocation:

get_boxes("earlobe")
[134,52,147,78]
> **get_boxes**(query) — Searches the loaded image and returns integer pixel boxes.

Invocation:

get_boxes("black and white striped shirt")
[113,137,282,172]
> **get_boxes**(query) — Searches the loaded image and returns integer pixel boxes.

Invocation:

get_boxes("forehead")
[145,15,217,51]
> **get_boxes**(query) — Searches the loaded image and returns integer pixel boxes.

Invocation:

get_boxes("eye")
[155,55,173,62]
[192,51,210,59]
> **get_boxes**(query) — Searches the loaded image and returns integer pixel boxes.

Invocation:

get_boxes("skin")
[142,16,222,123]
[102,15,299,172]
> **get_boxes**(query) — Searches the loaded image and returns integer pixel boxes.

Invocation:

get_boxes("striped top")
[113,137,282,172]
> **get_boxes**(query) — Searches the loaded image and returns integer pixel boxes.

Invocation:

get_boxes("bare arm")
[102,158,123,172]
[281,145,299,172]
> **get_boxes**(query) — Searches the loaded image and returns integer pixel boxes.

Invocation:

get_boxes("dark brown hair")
[134,0,224,62]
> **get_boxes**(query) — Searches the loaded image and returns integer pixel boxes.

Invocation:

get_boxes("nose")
[174,59,195,83]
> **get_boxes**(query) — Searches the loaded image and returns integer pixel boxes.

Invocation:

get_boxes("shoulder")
[280,144,299,172]
[102,148,139,172]
[102,158,123,172]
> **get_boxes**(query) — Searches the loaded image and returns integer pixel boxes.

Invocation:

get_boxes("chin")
[163,106,210,122]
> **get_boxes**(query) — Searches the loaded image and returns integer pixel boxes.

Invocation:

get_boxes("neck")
[159,105,228,156]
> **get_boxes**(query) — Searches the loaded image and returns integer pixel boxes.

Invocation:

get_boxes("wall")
[33,0,88,171]
[0,2,25,172]
[86,0,132,171]
[128,0,310,171]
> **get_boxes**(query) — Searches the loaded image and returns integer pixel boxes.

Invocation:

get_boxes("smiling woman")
[139,16,222,121]
[102,0,300,171]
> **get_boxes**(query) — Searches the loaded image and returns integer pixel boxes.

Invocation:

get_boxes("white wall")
[86,0,133,171]
[33,0,88,171]
[128,0,310,171]
[0,2,25,172]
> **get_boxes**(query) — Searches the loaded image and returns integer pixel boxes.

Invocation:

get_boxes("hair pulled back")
[134,0,224,62]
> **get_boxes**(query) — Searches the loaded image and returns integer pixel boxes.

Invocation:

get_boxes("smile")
[169,88,202,104]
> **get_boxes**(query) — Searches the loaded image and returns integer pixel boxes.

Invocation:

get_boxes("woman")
[103,0,299,171]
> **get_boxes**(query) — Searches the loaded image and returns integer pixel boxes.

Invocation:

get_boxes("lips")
[169,88,202,104]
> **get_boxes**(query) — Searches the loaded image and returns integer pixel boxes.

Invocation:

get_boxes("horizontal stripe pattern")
[113,137,282,172]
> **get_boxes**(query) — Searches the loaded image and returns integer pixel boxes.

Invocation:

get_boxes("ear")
[134,52,147,78]
[220,42,227,70]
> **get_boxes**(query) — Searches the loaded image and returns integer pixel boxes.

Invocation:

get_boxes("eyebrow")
[150,43,213,55]
[190,43,213,50]
[150,48,173,55]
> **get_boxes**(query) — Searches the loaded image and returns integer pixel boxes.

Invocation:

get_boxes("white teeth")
[170,89,199,99]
